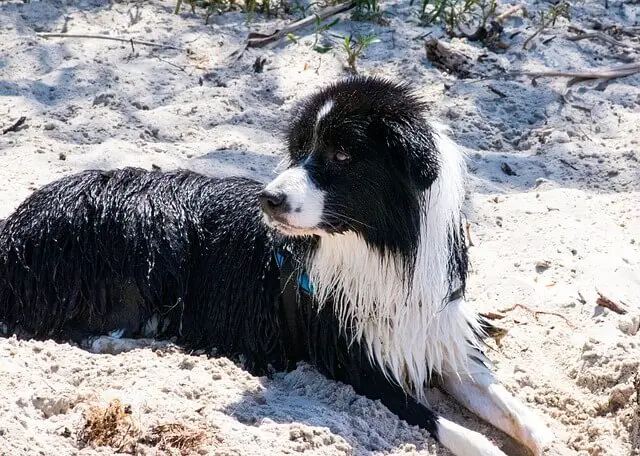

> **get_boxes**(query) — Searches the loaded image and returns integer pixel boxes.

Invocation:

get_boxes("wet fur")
[0,77,550,456]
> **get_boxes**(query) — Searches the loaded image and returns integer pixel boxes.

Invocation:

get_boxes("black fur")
[0,166,439,435]
[286,78,440,271]
[0,76,480,444]
[0,169,290,371]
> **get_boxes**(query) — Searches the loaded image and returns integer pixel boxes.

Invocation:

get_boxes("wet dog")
[0,76,552,456]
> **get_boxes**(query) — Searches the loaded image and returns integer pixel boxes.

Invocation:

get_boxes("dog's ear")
[378,118,440,189]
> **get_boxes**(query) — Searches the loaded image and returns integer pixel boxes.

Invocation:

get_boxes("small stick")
[567,31,640,52]
[465,222,475,247]
[174,0,183,15]
[577,290,587,304]
[522,24,546,50]
[2,116,27,135]
[512,62,640,79]
[36,33,182,50]
[567,24,587,34]
[488,85,508,98]
[480,311,505,320]
[495,4,526,23]
[499,303,574,328]
[511,62,640,86]
[154,55,188,73]
[116,423,134,452]
[610,25,640,37]
[595,289,628,315]
[245,1,356,49]
[559,158,579,170]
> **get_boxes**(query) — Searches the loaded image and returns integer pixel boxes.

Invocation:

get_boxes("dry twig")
[595,289,628,315]
[511,62,640,86]
[2,116,27,135]
[567,31,640,52]
[480,311,505,320]
[240,1,356,51]
[465,222,475,247]
[498,303,574,328]
[495,4,526,23]
[36,33,182,51]
[425,37,474,78]
[488,85,508,97]
[577,290,587,304]
[559,158,579,170]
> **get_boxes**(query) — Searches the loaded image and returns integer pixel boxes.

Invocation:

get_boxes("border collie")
[0,76,552,456]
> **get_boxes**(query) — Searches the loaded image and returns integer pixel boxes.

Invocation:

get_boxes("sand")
[0,0,639,455]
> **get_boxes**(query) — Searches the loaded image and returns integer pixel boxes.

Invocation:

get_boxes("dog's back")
[0,167,287,372]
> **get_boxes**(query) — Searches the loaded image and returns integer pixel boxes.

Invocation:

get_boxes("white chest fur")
[307,126,485,399]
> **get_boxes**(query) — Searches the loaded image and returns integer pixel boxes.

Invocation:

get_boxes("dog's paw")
[519,414,554,456]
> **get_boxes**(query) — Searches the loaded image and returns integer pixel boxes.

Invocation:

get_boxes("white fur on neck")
[307,123,485,400]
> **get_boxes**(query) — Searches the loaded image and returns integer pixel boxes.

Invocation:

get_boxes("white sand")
[0,1,639,455]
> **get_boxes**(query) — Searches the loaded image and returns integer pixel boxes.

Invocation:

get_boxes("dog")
[0,76,552,456]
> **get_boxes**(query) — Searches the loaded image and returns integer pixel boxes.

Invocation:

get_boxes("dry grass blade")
[77,399,214,454]
[36,33,182,51]
[498,303,574,328]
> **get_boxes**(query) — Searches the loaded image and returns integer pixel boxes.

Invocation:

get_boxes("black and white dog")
[0,77,552,455]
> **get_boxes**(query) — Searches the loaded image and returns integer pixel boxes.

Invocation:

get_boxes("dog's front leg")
[440,362,553,456]
[308,304,509,455]
[339,358,510,456]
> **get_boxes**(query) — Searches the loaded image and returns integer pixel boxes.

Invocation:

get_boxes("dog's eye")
[334,151,350,162]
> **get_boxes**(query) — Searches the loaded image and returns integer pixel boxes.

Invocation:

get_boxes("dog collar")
[274,249,313,295]
[274,248,463,364]
[275,249,463,303]
[274,247,312,364]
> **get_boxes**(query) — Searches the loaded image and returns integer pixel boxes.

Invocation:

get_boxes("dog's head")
[260,76,440,257]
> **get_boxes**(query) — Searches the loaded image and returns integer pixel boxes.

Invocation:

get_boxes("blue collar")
[274,249,313,295]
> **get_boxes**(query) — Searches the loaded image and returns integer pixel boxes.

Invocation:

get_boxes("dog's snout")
[259,189,287,215]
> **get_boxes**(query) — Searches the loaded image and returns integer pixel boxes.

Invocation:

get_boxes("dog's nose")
[259,189,287,216]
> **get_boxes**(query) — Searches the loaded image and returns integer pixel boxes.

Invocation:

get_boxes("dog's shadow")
[33,334,533,456]
[221,363,534,456]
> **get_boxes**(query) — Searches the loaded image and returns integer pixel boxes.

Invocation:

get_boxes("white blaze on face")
[315,99,333,128]
[263,167,325,229]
